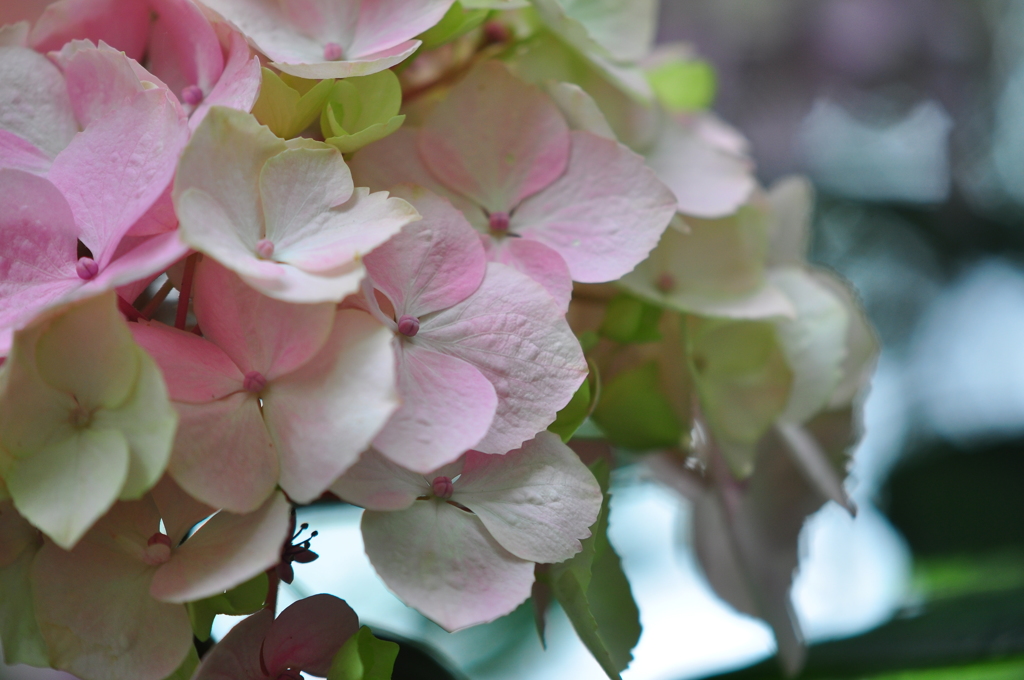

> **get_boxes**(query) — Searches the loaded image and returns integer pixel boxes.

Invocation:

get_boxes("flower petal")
[263,594,358,676]
[147,0,225,100]
[30,0,151,60]
[151,490,290,603]
[419,62,570,214]
[150,475,215,547]
[362,500,535,631]
[330,447,433,511]
[0,45,77,156]
[54,40,147,129]
[130,321,245,404]
[481,235,572,313]
[191,608,271,680]
[190,26,262,130]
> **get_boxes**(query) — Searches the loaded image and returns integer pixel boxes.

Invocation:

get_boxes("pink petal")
[85,230,189,292]
[54,40,146,129]
[192,259,336,379]
[330,447,435,511]
[373,342,497,473]
[126,183,177,237]
[363,501,535,631]
[192,608,272,680]
[0,45,77,156]
[482,235,572,313]
[150,475,215,546]
[453,432,602,564]
[419,62,570,214]
[151,490,290,603]
[189,26,261,130]
[347,0,453,58]
[271,40,419,80]
[129,321,245,403]
[364,188,486,317]
[0,130,53,173]
[147,0,225,100]
[30,0,151,59]
[262,309,398,503]
[511,130,676,283]
[48,87,188,267]
[169,394,280,513]
[263,594,358,676]
[0,169,78,338]
[418,263,587,454]
[279,0,359,47]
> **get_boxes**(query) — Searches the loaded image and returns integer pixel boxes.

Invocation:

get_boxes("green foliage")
[185,572,267,642]
[647,59,717,113]
[320,71,405,154]
[328,626,400,680]
[591,362,683,450]
[161,646,199,680]
[599,292,663,344]
[251,69,336,139]
[548,460,641,680]
[549,360,599,442]
[417,2,490,50]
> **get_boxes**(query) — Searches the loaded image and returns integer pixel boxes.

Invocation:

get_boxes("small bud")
[76,257,99,280]
[255,238,275,259]
[655,272,675,293]
[243,370,268,393]
[397,314,420,337]
[143,532,172,565]
[488,211,510,233]
[431,476,454,500]
[323,42,344,61]
[181,84,204,106]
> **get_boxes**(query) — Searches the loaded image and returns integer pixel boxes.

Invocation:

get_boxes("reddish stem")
[175,254,197,330]
[117,296,143,322]
[264,568,280,614]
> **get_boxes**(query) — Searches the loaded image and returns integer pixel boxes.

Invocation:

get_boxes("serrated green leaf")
[591,362,683,450]
[186,572,267,642]
[550,460,641,680]
[647,59,716,113]
[328,626,400,680]
[161,646,199,680]
[418,2,490,50]
[252,68,335,139]
[599,293,663,344]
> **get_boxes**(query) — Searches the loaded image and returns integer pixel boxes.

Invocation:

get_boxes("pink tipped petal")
[646,114,756,219]
[192,608,272,680]
[273,40,420,80]
[482,236,572,313]
[192,259,335,379]
[127,184,177,237]
[129,322,245,403]
[417,263,587,454]
[151,476,215,547]
[0,46,77,157]
[373,343,497,473]
[330,448,434,511]
[279,0,359,47]
[30,0,150,59]
[48,88,189,267]
[419,62,570,214]
[347,0,454,57]
[263,309,398,503]
[363,501,535,631]
[147,0,225,101]
[84,230,189,292]
[169,394,280,513]
[454,432,603,564]
[189,26,262,129]
[0,131,53,173]
[55,40,146,129]
[240,257,367,303]
[263,594,359,676]
[512,131,677,283]
[364,189,486,317]
[151,491,289,603]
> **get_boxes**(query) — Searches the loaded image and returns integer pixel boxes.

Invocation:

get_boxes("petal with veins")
[330,447,433,511]
[263,594,359,676]
[0,46,77,156]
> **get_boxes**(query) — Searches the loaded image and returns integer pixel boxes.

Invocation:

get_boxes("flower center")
[256,239,275,259]
[76,257,99,280]
[431,476,454,500]
[69,404,92,428]
[243,370,267,393]
[143,532,172,566]
[181,84,204,106]
[488,211,510,234]
[397,314,420,337]
[655,272,675,293]
[323,42,344,61]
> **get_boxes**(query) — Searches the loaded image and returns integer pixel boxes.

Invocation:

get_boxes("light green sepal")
[319,70,405,153]
[647,59,717,113]
[324,115,405,154]
[327,626,399,680]
[251,68,335,139]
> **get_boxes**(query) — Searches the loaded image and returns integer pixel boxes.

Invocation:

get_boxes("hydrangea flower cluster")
[0,1,876,679]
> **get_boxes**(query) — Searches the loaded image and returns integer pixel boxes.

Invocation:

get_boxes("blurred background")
[8,1,1024,678]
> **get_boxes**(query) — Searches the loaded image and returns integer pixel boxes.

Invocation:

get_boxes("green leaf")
[591,362,684,450]
[328,626,400,680]
[549,360,600,442]
[162,646,199,680]
[549,460,641,680]
[599,293,663,344]
[251,68,335,139]
[646,59,716,113]
[417,2,490,51]
[186,572,267,642]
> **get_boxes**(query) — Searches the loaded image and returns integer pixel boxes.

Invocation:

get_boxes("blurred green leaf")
[186,572,267,642]
[599,293,663,344]
[329,626,399,680]
[647,59,716,113]
[550,359,600,442]
[162,646,199,680]
[591,361,683,450]
[550,460,641,680]
[418,2,489,50]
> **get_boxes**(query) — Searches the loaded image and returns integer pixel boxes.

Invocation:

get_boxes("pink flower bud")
[256,238,275,259]
[323,42,344,61]
[181,84,204,106]
[243,370,268,393]
[488,211,510,233]
[397,314,420,337]
[143,532,172,565]
[76,257,99,280]
[431,476,454,499]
